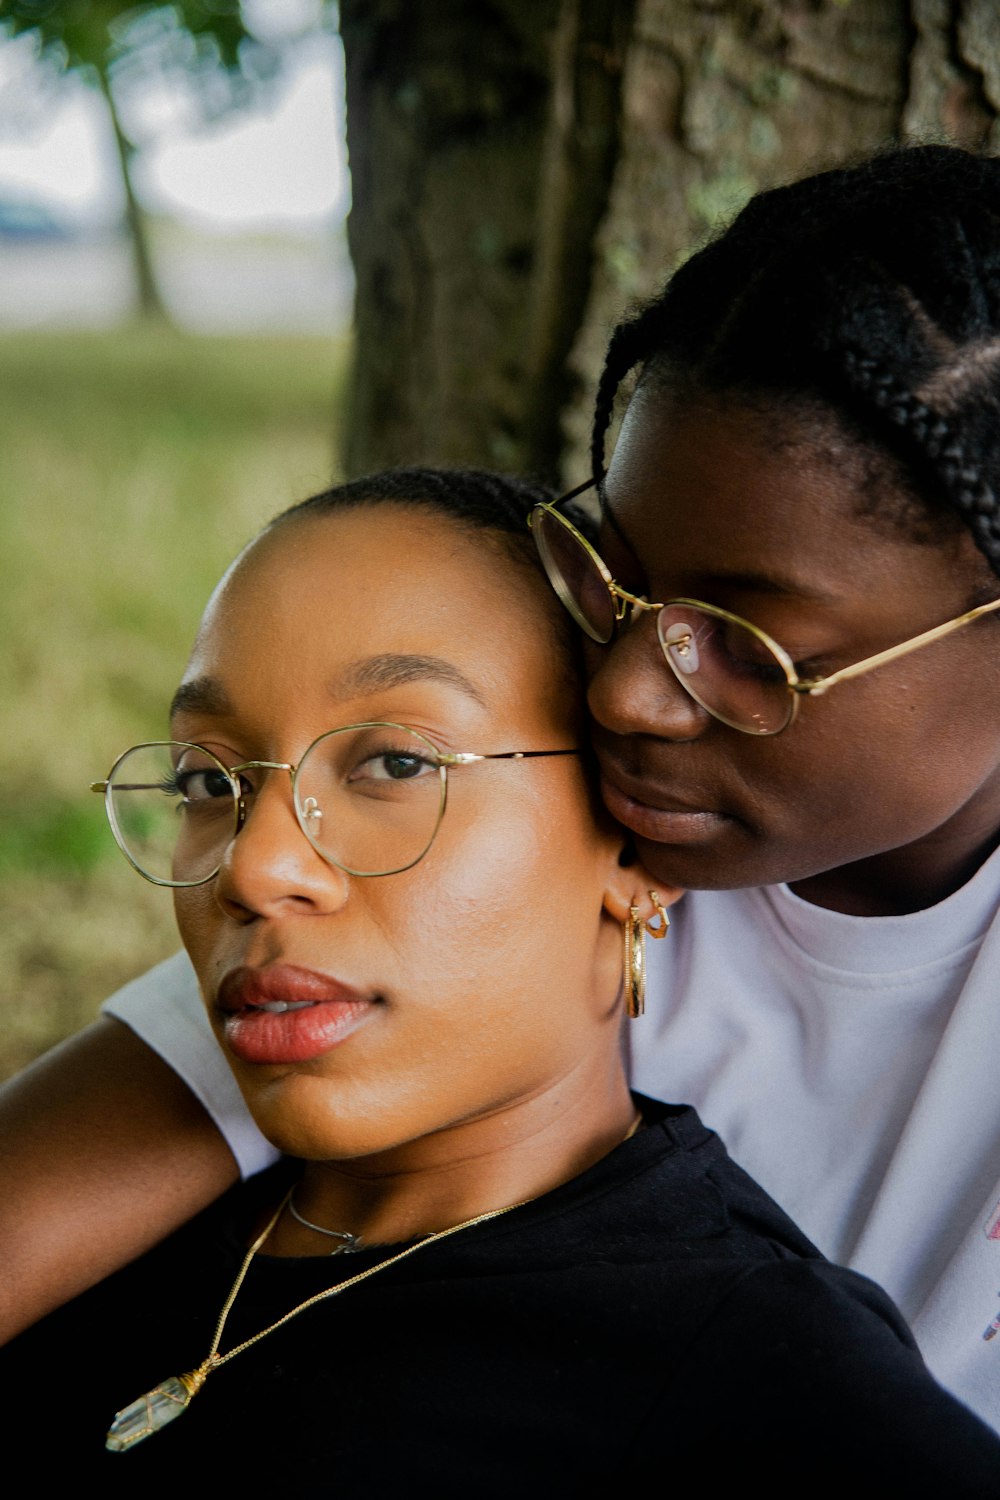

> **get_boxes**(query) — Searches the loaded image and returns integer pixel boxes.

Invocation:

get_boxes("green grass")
[0,324,347,1077]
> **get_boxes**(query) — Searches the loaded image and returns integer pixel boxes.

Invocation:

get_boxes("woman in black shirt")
[3,468,997,1492]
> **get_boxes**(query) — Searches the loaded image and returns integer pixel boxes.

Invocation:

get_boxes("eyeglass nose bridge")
[223,754,405,868]
[611,585,661,627]
[227,758,297,837]
[612,592,697,668]
[626,595,662,622]
[223,742,452,883]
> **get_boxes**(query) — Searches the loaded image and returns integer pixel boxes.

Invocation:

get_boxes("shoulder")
[465,1102,826,1351]
[643,1256,1000,1488]
[611,1099,824,1258]
[101,950,201,1014]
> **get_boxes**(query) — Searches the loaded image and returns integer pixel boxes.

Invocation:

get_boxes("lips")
[217,964,375,1065]
[596,753,733,846]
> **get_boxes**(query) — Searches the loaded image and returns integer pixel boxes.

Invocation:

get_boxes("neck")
[259,1058,637,1257]
[790,822,1000,916]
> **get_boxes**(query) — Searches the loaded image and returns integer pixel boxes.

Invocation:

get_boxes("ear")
[601,847,685,931]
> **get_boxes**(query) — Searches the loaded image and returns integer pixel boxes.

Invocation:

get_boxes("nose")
[212,770,350,923]
[585,608,712,743]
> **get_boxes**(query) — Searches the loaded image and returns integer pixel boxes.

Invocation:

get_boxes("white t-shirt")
[104,848,1000,1431]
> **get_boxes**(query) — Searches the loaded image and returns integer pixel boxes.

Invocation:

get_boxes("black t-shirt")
[4,1099,999,1492]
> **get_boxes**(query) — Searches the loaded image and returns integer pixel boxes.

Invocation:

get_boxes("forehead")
[602,390,976,601]
[608,393,851,553]
[184,506,566,721]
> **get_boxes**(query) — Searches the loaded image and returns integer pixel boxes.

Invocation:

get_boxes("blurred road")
[0,230,353,332]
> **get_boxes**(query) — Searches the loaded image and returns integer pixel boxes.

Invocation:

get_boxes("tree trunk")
[340,0,1000,485]
[339,0,635,484]
[97,65,169,324]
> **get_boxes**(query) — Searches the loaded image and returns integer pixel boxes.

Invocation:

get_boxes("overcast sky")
[0,22,347,235]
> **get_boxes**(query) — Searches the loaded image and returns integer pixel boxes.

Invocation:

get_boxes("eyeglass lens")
[655,606,792,734]
[106,743,238,886]
[105,726,449,886]
[532,506,617,642]
[295,724,447,876]
[533,507,793,735]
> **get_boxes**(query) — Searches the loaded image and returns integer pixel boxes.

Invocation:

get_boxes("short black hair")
[592,144,1000,577]
[276,465,553,540]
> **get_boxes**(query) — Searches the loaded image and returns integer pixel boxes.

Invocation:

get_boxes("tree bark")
[339,0,635,484]
[340,0,1000,485]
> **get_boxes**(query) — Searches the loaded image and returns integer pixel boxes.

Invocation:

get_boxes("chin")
[252,1112,387,1163]
[634,832,766,891]
[240,1078,421,1162]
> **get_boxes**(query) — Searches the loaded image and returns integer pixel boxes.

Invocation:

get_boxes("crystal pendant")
[105,1367,208,1452]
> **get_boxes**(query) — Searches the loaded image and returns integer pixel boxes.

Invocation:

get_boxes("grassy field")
[0,325,347,1078]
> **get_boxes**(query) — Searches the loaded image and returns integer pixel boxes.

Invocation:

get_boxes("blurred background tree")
[2,0,291,319]
[1,0,998,1075]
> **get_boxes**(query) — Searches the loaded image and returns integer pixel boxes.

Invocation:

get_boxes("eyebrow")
[170,653,487,723]
[170,677,232,720]
[329,653,488,707]
[682,568,837,603]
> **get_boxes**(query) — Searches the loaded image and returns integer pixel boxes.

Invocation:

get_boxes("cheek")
[378,780,617,1074]
[173,887,224,990]
[748,674,1000,844]
[397,786,601,987]
[808,671,997,778]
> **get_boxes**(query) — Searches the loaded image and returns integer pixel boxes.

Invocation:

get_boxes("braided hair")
[592,144,1000,578]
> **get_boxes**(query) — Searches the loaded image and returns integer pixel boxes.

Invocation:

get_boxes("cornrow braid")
[837,349,1000,570]
[592,144,1000,579]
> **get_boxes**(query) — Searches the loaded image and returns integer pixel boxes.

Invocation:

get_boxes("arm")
[0,1014,239,1344]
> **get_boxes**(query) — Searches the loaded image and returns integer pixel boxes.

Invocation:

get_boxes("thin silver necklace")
[287,1188,362,1254]
[285,1111,644,1257]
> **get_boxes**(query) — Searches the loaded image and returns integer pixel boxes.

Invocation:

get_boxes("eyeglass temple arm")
[94,751,579,787]
[91,781,177,792]
[442,749,581,766]
[557,477,598,505]
[793,597,1000,697]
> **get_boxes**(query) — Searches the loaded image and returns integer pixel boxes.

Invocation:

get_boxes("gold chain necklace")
[104,1111,643,1454]
[105,1189,530,1453]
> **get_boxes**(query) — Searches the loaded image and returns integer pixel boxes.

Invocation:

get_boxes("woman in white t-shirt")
[5,142,1000,1429]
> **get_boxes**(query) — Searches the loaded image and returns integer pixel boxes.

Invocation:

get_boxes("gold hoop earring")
[624,905,645,1019]
[645,891,670,940]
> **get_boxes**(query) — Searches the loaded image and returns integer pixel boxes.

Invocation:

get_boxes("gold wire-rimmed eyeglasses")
[91,722,580,888]
[529,480,1000,736]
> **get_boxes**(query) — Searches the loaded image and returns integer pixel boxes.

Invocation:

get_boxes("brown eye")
[174,767,235,803]
[351,750,435,782]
